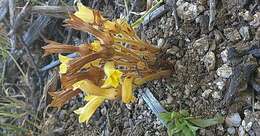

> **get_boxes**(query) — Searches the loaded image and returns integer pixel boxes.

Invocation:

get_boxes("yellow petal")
[58,54,72,74]
[104,61,115,76]
[84,95,96,101]
[122,75,134,103]
[102,62,123,88]
[116,19,135,36]
[104,20,117,32]
[74,2,94,24]
[72,80,118,99]
[59,54,72,63]
[74,96,105,123]
[82,58,101,69]
[90,40,102,52]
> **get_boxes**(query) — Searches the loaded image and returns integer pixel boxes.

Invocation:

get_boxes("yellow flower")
[116,19,135,36]
[74,2,95,24]
[103,20,118,32]
[73,80,118,99]
[122,75,135,103]
[59,54,72,74]
[74,2,103,25]
[102,62,123,88]
[82,59,101,69]
[90,40,102,52]
[74,96,105,123]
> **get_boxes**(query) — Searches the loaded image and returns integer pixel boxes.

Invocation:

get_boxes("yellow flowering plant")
[43,2,171,123]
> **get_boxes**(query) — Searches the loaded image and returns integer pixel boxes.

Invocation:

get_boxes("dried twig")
[143,5,170,25]
[18,36,43,93]
[8,0,16,52]
[209,0,216,31]
[30,6,75,18]
[170,0,179,30]
[0,0,8,22]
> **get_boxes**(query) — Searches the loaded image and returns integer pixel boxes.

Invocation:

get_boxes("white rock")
[254,101,260,110]
[225,113,242,127]
[223,28,241,42]
[227,127,236,135]
[176,0,204,21]
[242,120,253,132]
[202,89,213,97]
[203,51,215,71]
[239,10,253,21]
[239,26,250,41]
[238,126,246,136]
[220,49,229,63]
[214,78,225,90]
[157,38,165,48]
[250,12,260,27]
[193,37,209,55]
[217,64,233,78]
[212,91,221,99]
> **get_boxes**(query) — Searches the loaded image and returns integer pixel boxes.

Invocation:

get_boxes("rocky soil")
[0,0,259,136]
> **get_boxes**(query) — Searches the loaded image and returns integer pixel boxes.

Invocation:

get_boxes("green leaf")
[184,120,199,136]
[182,125,194,136]
[189,115,224,128]
[160,112,172,122]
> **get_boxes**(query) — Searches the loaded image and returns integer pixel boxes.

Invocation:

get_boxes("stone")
[227,127,236,135]
[166,94,174,104]
[202,51,216,71]
[220,49,229,63]
[157,38,165,48]
[238,126,246,136]
[193,37,209,55]
[167,46,180,55]
[242,120,253,132]
[239,10,253,21]
[216,64,233,78]
[256,27,260,40]
[225,113,242,127]
[176,0,204,21]
[214,78,225,90]
[223,28,241,42]
[254,101,260,110]
[250,12,260,27]
[211,91,221,99]
[239,26,250,41]
[202,89,213,97]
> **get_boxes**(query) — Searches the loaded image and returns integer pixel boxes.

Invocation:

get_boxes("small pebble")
[238,126,246,136]
[202,51,216,71]
[223,28,241,42]
[202,89,213,97]
[225,113,242,127]
[220,49,229,63]
[176,0,204,21]
[239,26,250,41]
[214,78,225,90]
[166,46,180,55]
[217,64,233,78]
[193,37,209,55]
[254,101,260,110]
[157,38,165,48]
[227,127,236,135]
[212,91,221,99]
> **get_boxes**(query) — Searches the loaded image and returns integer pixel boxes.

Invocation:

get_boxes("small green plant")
[160,110,224,136]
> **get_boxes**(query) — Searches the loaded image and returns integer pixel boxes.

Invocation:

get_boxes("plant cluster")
[42,2,170,123]
[160,110,224,136]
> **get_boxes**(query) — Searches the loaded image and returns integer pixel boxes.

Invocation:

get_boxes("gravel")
[225,113,242,127]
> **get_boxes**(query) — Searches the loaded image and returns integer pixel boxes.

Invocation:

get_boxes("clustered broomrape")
[42,2,171,123]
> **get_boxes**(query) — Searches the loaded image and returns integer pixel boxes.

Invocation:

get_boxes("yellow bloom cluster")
[43,2,170,123]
